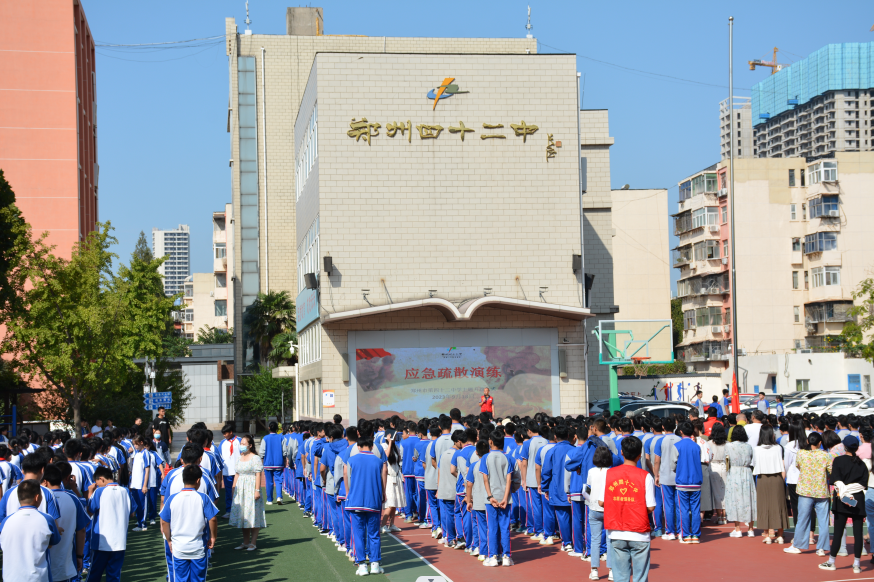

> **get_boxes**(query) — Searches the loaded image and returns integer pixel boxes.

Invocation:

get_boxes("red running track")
[391,521,874,582]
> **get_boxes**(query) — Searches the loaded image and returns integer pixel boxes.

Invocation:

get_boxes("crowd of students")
[6,397,874,582]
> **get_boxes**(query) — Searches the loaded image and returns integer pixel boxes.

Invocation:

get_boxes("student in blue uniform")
[345,437,387,577]
[87,466,138,582]
[0,479,61,582]
[481,431,514,567]
[412,424,430,528]
[400,421,420,523]
[44,463,90,582]
[259,422,285,506]
[337,427,359,558]
[541,425,575,552]
[520,421,547,538]
[672,421,703,544]
[436,432,461,548]
[0,455,60,523]
[464,440,489,560]
[423,426,442,537]
[450,428,477,551]
[159,465,219,582]
[535,428,558,544]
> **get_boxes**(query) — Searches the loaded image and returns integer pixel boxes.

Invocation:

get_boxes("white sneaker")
[471,547,480,557]
[381,526,389,534]
[431,530,439,539]
[747,530,755,538]
[150,520,156,525]
[455,542,466,550]
[436,527,443,536]
[389,525,401,533]
[539,536,555,546]
[589,571,599,581]
[661,533,676,541]
[132,527,145,532]
[478,554,486,562]
[568,551,583,557]
[816,549,827,556]
[502,556,514,567]
[531,533,544,541]
[729,531,742,538]
[561,544,571,552]
[338,545,346,552]
[370,563,383,575]
[267,501,273,506]
[355,564,369,576]
[483,556,499,567]
[784,547,802,554]
[608,570,614,581]
[418,523,431,529]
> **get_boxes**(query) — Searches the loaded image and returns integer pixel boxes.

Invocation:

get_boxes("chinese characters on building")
[348,119,545,146]
[546,133,557,160]
[405,366,502,380]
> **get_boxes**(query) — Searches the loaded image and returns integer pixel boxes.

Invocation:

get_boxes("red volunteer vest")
[480,395,494,413]
[603,464,650,534]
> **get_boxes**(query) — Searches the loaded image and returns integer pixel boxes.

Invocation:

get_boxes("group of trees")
[0,171,190,428]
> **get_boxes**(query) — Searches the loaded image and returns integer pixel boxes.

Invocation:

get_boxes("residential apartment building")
[719,97,753,159]
[675,152,874,376]
[0,0,98,257]
[152,224,191,296]
[752,43,874,159]
[212,204,234,333]
[181,274,214,340]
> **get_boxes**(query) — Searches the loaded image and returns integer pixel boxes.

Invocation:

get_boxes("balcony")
[213,230,226,244]
[214,287,228,300]
[214,257,227,273]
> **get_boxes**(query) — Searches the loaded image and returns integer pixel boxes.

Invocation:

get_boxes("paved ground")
[109,492,874,582]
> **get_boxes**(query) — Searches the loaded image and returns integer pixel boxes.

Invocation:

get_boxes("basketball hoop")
[631,356,651,378]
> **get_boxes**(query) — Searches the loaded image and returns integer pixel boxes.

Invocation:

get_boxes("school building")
[225,8,670,422]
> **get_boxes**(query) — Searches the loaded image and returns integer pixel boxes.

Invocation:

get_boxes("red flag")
[731,373,740,414]
[356,348,393,361]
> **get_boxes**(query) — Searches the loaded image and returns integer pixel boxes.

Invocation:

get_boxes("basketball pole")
[609,364,620,414]
[728,16,741,414]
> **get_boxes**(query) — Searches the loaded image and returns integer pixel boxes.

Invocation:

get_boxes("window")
[801,171,805,187]
[297,216,320,293]
[794,306,800,323]
[808,161,838,184]
[791,238,801,252]
[721,206,727,223]
[802,203,806,220]
[213,218,226,233]
[691,207,718,229]
[683,310,695,330]
[803,232,838,254]
[809,195,839,218]
[674,212,692,234]
[296,104,319,201]
[215,274,227,288]
[796,379,809,392]
[794,340,803,349]
[691,173,718,196]
[215,243,226,259]
[792,271,799,289]
[789,169,796,187]
[185,309,194,322]
[811,266,841,287]
[184,285,194,298]
[865,375,872,395]
[679,180,691,202]
[804,271,809,290]
[214,300,227,316]
[723,240,728,258]
[695,306,723,327]
[790,204,797,220]
[300,322,322,366]
[693,240,720,261]
[725,307,731,325]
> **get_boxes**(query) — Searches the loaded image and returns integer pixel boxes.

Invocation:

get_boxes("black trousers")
[787,483,798,519]
[831,513,864,559]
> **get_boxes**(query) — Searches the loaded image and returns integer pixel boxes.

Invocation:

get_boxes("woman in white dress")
[381,435,405,533]
[230,434,267,550]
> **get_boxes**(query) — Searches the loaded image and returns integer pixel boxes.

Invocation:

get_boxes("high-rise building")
[212,204,233,334]
[0,0,99,258]
[751,43,874,159]
[719,97,753,159]
[674,152,874,380]
[152,225,191,296]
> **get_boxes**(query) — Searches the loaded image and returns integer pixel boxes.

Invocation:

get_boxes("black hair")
[345,426,359,441]
[709,422,727,446]
[183,464,203,486]
[488,431,504,449]
[553,425,570,441]
[93,466,114,482]
[42,464,63,487]
[593,446,613,468]
[730,425,748,443]
[821,430,842,451]
[358,438,374,449]
[475,440,489,457]
[620,436,643,461]
[268,421,278,432]
[679,422,694,437]
[808,431,822,449]
[439,417,452,431]
[221,422,235,435]
[181,445,204,465]
[17,479,41,504]
[21,455,46,476]
[757,424,777,446]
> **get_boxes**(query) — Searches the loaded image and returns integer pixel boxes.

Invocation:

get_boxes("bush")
[620,360,688,376]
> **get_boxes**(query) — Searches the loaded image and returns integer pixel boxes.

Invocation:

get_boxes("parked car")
[619,400,694,416]
[820,400,863,414]
[631,404,694,419]
[589,395,644,416]
[826,397,874,417]
[796,392,867,413]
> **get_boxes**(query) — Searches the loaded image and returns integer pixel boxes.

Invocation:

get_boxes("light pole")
[728,16,740,413]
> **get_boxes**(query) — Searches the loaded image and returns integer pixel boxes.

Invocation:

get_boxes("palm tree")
[244,291,296,365]
[269,330,298,366]
[195,325,234,344]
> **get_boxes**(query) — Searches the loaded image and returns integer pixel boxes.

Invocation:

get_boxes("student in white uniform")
[43,464,90,582]
[129,436,153,531]
[86,467,137,582]
[161,446,218,506]
[0,479,61,582]
[0,455,60,522]
[159,466,219,582]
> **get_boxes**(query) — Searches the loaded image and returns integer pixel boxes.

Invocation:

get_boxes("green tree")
[671,297,683,355]
[269,330,298,366]
[840,277,874,361]
[0,170,26,311]
[244,291,296,366]
[132,231,154,264]
[195,325,234,344]
[1,222,177,427]
[162,335,193,357]
[235,365,294,429]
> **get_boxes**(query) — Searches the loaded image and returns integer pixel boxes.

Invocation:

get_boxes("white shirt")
[0,507,61,582]
[130,450,154,489]
[219,437,241,476]
[49,491,89,582]
[91,426,103,437]
[607,473,656,542]
[159,489,219,560]
[586,467,609,511]
[744,423,763,449]
[89,484,132,552]
[784,440,801,485]
[753,445,784,475]
[163,467,218,500]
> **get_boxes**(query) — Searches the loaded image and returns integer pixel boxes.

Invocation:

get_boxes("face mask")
[240,445,249,453]
[154,433,161,440]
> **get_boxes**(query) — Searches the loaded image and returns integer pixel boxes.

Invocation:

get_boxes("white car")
[823,397,874,416]
[798,392,867,413]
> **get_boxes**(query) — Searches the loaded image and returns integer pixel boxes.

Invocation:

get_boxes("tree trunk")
[71,384,81,434]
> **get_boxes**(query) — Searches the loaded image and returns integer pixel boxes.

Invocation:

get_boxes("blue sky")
[87,0,873,291]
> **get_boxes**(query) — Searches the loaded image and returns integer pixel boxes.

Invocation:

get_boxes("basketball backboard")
[593,319,674,366]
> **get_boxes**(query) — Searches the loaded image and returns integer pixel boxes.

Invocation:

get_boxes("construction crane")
[749,47,788,75]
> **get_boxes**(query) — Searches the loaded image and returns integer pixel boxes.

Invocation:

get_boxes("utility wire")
[95,35,224,48]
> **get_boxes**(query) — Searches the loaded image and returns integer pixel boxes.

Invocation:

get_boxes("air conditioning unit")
[718,188,728,197]
[797,348,813,354]
[828,210,839,217]
[221,315,228,322]
[723,324,731,332]
[711,326,722,334]
[709,225,720,233]
[722,257,728,265]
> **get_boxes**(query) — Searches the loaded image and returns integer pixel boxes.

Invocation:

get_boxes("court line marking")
[388,532,456,582]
